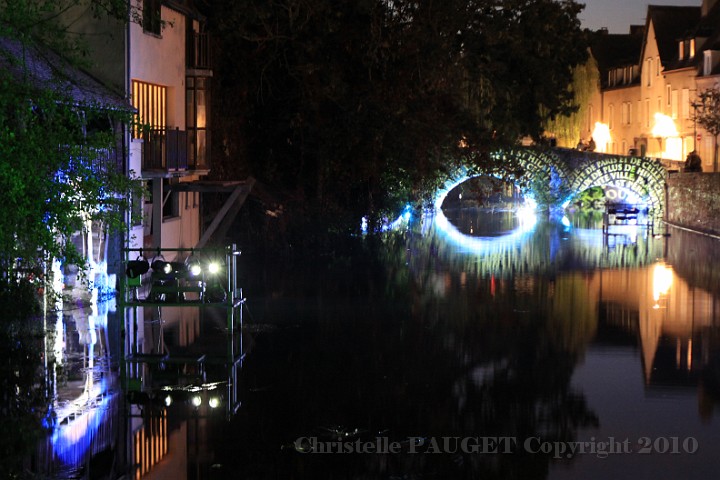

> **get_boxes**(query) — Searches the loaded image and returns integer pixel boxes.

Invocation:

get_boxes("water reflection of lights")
[159,381,227,410]
[386,204,413,231]
[652,262,674,309]
[50,377,115,465]
[47,290,117,468]
[433,203,537,254]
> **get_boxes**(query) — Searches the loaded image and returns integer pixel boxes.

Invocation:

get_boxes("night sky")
[581,0,703,33]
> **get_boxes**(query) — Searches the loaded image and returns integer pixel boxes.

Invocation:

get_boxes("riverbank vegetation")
[0,1,141,307]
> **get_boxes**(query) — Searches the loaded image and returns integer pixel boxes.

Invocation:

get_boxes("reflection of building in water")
[131,407,168,479]
[120,246,245,479]
[591,263,720,412]
[35,298,120,476]
[124,303,242,480]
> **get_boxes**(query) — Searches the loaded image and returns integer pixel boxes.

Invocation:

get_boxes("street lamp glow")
[651,113,681,159]
[591,122,611,152]
[651,113,678,138]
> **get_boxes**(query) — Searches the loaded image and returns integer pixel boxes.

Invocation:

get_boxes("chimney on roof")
[629,25,645,36]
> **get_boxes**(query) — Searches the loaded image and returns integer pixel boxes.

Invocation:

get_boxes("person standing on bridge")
[684,151,702,172]
[587,137,596,152]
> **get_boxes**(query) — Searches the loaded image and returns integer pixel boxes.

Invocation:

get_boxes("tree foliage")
[208,0,589,227]
[693,86,720,171]
[543,53,599,147]
[0,1,141,284]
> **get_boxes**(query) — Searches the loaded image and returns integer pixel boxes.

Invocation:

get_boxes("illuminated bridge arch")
[434,148,668,215]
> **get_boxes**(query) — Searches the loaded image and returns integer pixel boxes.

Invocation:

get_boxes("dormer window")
[704,50,714,76]
[680,39,696,61]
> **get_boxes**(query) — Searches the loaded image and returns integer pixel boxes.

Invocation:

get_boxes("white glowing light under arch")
[427,173,538,254]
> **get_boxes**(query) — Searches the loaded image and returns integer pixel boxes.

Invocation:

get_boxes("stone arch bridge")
[435,148,669,214]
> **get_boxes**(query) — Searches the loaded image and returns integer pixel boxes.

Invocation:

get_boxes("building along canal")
[8,204,720,479]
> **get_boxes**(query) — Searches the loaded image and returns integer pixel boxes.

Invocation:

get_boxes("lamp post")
[691,100,701,152]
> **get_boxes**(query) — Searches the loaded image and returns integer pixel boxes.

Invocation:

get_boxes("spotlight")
[208,397,221,409]
[207,262,220,275]
[125,257,149,278]
[169,262,187,274]
[191,395,202,407]
[189,263,202,276]
[151,258,171,275]
[164,395,173,407]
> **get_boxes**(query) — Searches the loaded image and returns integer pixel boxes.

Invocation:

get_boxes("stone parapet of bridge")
[435,147,669,215]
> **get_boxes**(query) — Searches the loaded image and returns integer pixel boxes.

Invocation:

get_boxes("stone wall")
[666,173,720,236]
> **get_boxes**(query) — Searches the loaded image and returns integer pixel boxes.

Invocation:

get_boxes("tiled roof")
[591,31,644,71]
[695,0,720,63]
[0,34,128,110]
[590,30,643,88]
[647,5,701,68]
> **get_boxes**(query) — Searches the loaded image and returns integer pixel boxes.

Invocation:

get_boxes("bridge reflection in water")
[19,209,720,479]
[409,208,720,412]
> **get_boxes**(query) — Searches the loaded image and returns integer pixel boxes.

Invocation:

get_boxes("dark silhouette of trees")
[208,0,588,227]
[693,87,720,172]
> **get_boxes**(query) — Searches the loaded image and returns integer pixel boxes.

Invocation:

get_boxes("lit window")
[681,89,690,119]
[705,52,712,76]
[131,80,166,139]
[671,90,678,119]
[690,39,695,58]
[186,76,210,168]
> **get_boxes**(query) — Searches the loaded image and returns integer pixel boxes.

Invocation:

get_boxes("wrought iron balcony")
[142,127,188,173]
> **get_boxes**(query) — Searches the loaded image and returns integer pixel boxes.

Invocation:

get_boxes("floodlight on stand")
[125,256,149,278]
[169,262,187,275]
[151,256,171,275]
[189,262,202,277]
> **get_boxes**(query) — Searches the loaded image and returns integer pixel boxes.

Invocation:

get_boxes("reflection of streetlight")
[652,262,673,309]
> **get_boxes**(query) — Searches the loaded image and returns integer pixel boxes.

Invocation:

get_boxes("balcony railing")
[142,127,188,173]
[188,32,211,70]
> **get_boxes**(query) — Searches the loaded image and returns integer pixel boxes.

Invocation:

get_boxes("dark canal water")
[9,207,720,479]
